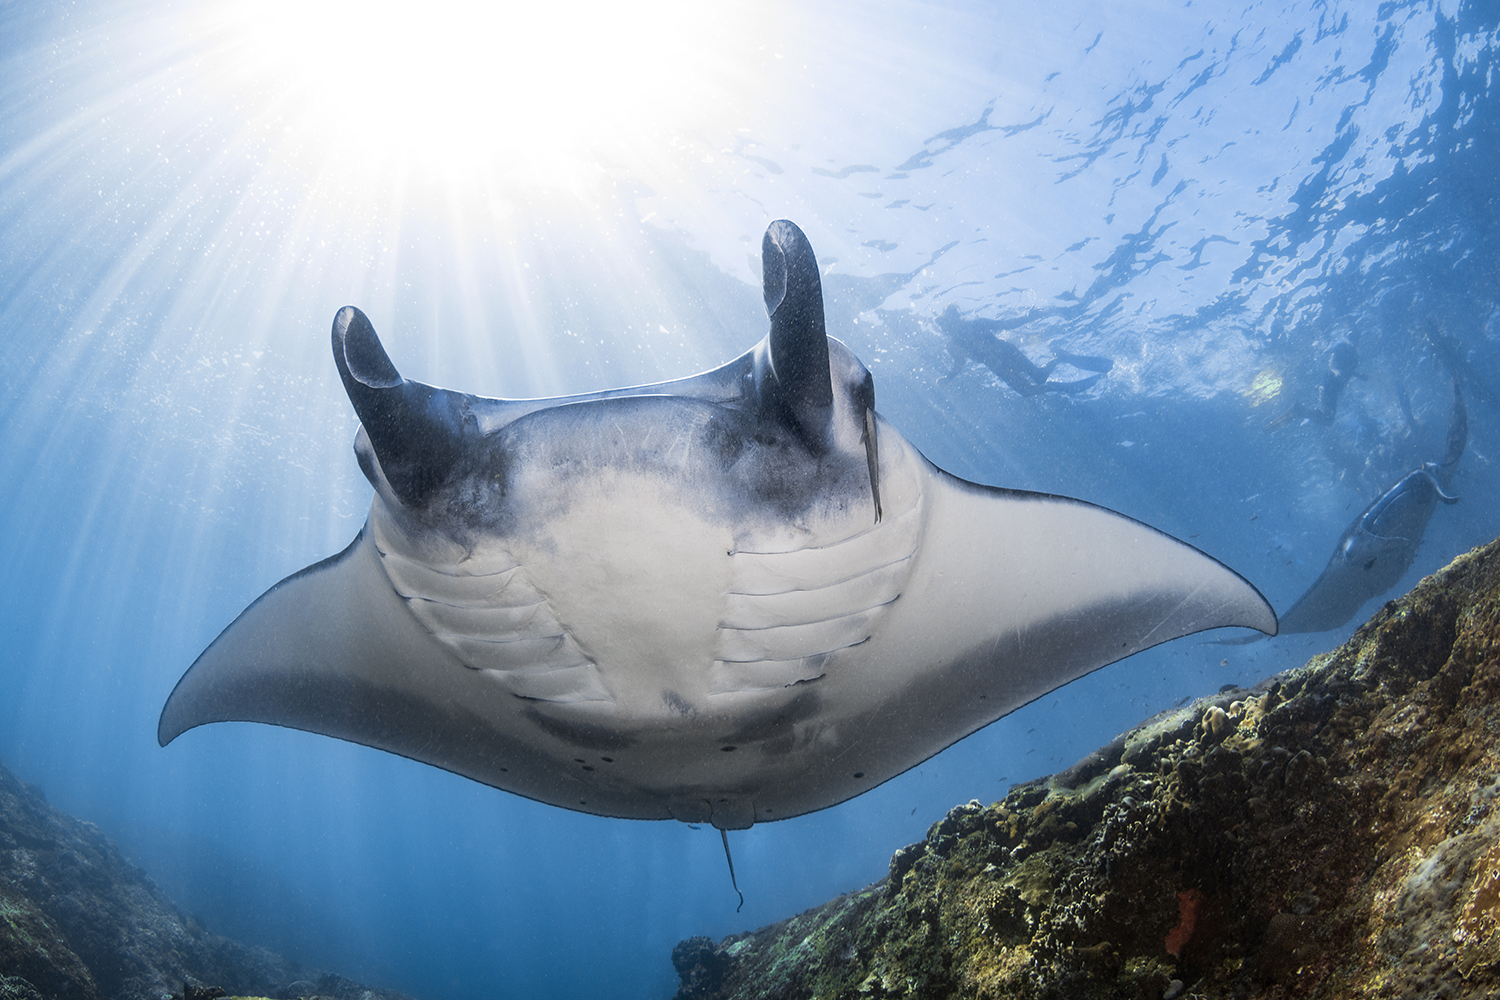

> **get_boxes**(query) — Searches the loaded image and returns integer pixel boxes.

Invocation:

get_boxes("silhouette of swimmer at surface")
[1265,340,1360,429]
[936,304,1113,396]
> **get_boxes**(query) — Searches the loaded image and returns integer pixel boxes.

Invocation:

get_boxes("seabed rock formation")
[672,536,1500,1000]
[0,762,415,1000]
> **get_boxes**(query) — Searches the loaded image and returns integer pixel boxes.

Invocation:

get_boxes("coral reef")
[0,762,416,1000]
[672,536,1500,999]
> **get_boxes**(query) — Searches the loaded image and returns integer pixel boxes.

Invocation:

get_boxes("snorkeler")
[936,304,1113,396]
[1265,339,1360,429]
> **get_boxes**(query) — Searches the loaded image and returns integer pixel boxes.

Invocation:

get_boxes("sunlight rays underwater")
[1,1,1498,998]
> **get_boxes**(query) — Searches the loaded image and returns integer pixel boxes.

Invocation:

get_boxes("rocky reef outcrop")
[0,761,416,1000]
[671,537,1500,1000]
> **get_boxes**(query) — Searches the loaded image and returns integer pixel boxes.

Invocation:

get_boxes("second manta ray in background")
[1274,381,1467,635]
[1215,381,1468,646]
[160,220,1276,836]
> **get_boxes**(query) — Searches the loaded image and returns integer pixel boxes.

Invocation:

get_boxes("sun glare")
[225,0,758,187]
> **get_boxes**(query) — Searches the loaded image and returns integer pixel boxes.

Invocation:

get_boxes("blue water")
[2,1,1497,997]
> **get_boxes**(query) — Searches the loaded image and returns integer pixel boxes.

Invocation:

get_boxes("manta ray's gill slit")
[717,593,902,633]
[724,553,913,600]
[705,657,828,697]
[492,667,614,705]
[418,602,579,645]
[705,674,830,698]
[435,631,569,649]
[725,514,922,606]
[450,636,603,699]
[729,492,921,557]
[372,538,532,605]
[407,594,550,613]
[405,560,529,582]
[377,553,529,588]
[715,610,886,663]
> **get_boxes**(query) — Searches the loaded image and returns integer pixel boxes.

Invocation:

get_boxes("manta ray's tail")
[721,830,744,913]
[1438,381,1467,489]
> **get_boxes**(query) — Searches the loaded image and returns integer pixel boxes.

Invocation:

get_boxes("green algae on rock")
[671,536,1500,1000]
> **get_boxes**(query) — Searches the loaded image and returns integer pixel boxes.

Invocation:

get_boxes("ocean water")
[2,1,1497,997]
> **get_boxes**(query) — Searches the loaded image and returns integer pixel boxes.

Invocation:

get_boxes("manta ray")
[1274,381,1467,635]
[160,220,1275,833]
[1216,381,1468,646]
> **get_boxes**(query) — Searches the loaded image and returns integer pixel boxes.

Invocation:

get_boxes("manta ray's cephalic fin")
[333,305,471,508]
[759,221,881,518]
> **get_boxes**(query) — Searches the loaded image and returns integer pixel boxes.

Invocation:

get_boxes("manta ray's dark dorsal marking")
[160,219,1274,832]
